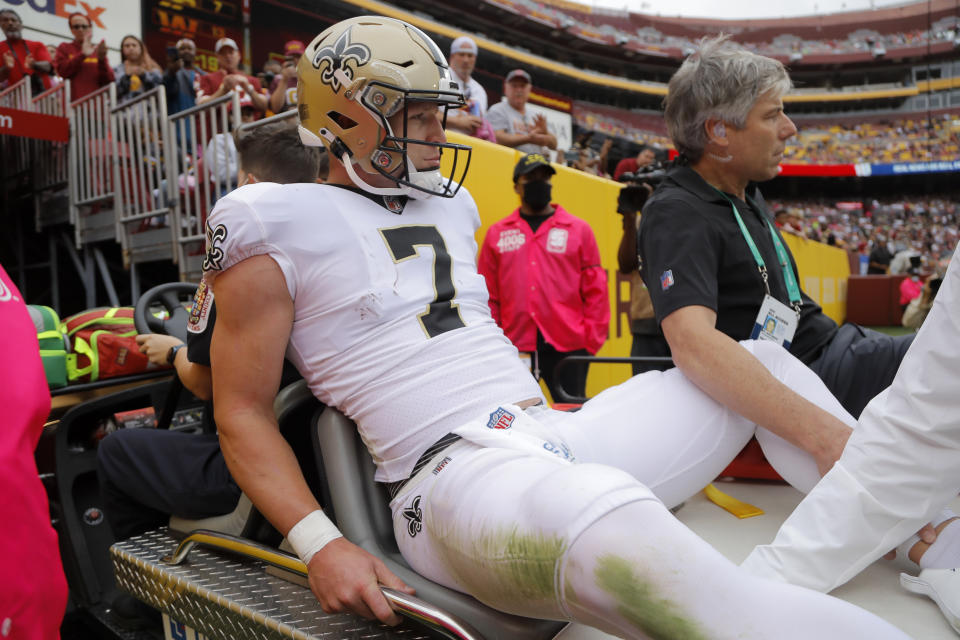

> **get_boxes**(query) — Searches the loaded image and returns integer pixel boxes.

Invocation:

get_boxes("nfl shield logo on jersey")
[660,269,675,291]
[486,407,515,430]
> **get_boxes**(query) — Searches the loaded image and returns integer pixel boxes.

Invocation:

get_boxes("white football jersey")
[204,183,542,481]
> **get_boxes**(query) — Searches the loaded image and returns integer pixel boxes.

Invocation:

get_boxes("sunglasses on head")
[70,23,91,29]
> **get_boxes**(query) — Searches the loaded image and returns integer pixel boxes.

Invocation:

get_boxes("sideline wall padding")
[443,132,850,399]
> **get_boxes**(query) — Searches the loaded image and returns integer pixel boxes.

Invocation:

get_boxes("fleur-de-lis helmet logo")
[311,27,371,93]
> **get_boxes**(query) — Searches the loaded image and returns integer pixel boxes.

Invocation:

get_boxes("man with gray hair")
[640,35,913,435]
[639,33,960,620]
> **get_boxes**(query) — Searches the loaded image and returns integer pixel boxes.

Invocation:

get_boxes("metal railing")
[32,82,71,192]
[5,82,306,296]
[68,83,118,247]
[0,76,32,109]
[167,91,240,281]
[31,81,72,231]
[111,86,175,267]
[0,78,34,180]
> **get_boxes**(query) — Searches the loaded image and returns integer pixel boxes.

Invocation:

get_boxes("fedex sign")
[4,0,140,51]
[4,0,107,28]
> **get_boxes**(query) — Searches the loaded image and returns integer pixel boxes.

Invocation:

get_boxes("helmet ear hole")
[327,111,358,130]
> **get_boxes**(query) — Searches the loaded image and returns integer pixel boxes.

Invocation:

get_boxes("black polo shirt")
[638,165,837,363]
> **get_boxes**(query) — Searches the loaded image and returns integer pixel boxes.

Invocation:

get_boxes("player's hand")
[135,334,184,367]
[306,537,415,626]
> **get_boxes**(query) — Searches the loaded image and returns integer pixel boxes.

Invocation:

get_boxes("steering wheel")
[134,282,198,342]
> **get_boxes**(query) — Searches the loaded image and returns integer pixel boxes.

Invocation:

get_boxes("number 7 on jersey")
[380,224,467,339]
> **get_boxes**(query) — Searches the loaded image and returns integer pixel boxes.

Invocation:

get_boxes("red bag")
[62,307,164,382]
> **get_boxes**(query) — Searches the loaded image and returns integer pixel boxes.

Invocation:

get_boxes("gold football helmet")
[297,16,471,198]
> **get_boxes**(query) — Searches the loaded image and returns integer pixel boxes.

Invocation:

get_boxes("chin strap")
[298,124,445,199]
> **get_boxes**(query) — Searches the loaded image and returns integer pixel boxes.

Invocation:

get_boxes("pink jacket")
[478,205,609,354]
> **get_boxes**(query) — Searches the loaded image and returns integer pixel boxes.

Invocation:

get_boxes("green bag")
[27,305,70,389]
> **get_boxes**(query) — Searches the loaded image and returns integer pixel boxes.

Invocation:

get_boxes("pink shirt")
[899,276,923,306]
[478,205,609,354]
[0,265,67,638]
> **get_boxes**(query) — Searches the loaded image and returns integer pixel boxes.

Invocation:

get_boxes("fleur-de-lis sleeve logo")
[202,223,228,272]
[311,27,372,93]
[402,495,423,538]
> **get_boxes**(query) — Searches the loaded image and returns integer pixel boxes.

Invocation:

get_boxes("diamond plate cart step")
[111,528,479,640]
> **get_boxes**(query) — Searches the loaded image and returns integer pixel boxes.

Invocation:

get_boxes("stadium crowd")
[769,195,960,272]
[486,0,959,60]
[785,114,960,164]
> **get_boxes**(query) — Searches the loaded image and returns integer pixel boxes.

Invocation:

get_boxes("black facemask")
[522,180,552,210]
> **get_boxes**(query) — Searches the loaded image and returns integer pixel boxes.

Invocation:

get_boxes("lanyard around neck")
[716,190,803,316]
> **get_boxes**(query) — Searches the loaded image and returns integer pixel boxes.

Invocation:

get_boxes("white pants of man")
[743,242,960,592]
[390,340,908,638]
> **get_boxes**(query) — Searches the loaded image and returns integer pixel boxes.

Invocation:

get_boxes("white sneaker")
[901,568,960,634]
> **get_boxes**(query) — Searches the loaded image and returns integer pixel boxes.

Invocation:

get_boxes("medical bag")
[27,305,70,389]
[62,307,158,382]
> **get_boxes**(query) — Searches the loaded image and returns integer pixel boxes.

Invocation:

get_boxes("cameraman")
[616,166,672,374]
[902,272,942,330]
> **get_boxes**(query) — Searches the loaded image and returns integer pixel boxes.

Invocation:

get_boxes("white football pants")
[390,340,908,638]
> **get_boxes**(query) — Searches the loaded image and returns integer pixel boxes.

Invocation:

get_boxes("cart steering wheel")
[133,282,198,342]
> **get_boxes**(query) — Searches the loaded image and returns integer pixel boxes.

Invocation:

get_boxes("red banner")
[0,107,69,143]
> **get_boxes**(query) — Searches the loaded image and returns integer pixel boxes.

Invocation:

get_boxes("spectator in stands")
[478,153,609,401]
[0,9,54,93]
[486,69,557,155]
[0,262,69,640]
[641,35,914,432]
[196,37,267,114]
[268,40,303,114]
[445,36,495,142]
[868,233,893,274]
[613,143,656,181]
[44,43,62,86]
[55,11,113,101]
[99,121,321,625]
[163,38,205,114]
[259,57,281,91]
[114,35,162,105]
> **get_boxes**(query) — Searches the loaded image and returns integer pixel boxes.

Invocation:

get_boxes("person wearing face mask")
[478,153,609,401]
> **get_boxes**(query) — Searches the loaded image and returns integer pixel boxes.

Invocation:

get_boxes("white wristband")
[287,510,342,565]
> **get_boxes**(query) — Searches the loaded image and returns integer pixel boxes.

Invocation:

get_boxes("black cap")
[513,153,556,182]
